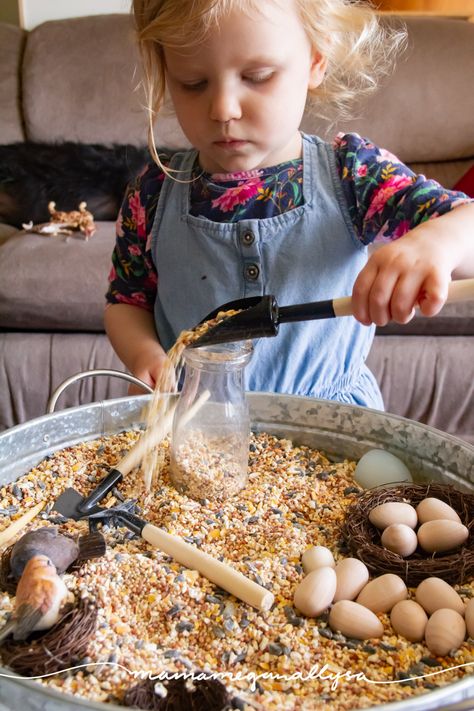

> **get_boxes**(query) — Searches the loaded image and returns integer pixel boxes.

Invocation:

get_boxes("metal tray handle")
[47,368,154,414]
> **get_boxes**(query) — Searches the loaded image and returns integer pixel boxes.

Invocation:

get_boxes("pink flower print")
[366,175,414,220]
[116,210,124,237]
[357,164,368,178]
[391,220,411,239]
[211,178,263,212]
[377,147,402,165]
[128,244,142,257]
[116,292,151,308]
[108,266,117,282]
[212,169,263,182]
[128,191,147,239]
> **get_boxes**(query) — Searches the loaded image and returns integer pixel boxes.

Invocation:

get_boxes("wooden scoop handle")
[332,277,474,318]
[141,522,275,611]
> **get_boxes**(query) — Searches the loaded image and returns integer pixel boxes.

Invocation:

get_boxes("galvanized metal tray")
[0,390,472,711]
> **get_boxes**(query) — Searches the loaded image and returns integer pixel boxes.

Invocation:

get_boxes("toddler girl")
[106,0,474,408]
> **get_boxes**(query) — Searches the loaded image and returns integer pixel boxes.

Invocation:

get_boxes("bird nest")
[0,597,97,676]
[0,546,17,594]
[342,482,474,586]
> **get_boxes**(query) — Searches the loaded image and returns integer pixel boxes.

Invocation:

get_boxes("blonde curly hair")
[132,0,406,166]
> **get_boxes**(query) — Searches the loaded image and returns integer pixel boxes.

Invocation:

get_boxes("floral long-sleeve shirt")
[106,133,471,310]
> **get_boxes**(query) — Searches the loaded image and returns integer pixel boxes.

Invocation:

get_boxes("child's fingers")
[415,274,449,317]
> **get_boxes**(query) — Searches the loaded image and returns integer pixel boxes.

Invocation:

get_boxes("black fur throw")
[0,142,150,227]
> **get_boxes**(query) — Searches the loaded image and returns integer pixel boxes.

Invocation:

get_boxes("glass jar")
[170,341,253,501]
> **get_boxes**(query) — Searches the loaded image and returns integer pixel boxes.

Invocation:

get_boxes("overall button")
[245,263,260,280]
[241,230,255,246]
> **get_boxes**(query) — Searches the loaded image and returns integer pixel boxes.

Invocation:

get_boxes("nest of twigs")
[124,676,231,711]
[343,482,474,586]
[0,597,97,676]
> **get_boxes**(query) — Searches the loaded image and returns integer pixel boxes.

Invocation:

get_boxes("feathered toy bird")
[0,554,69,642]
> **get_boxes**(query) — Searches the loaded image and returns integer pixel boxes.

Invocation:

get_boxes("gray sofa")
[0,14,473,441]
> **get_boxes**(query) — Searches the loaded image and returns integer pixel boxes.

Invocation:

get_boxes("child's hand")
[351,204,474,327]
[128,349,177,395]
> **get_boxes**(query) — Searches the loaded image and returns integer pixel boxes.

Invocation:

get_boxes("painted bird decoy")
[0,554,69,642]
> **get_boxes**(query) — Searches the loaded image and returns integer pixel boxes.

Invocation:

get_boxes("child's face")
[164,0,326,174]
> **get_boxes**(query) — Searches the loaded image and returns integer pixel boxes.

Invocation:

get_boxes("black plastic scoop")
[189,278,474,349]
[189,293,353,348]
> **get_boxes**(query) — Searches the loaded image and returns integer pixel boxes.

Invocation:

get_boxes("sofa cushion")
[21,15,187,148]
[0,222,116,331]
[302,17,474,165]
[0,23,25,143]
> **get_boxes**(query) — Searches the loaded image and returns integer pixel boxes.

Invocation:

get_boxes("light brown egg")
[381,523,418,557]
[356,573,408,613]
[293,567,337,618]
[417,520,469,553]
[390,599,428,642]
[415,577,465,616]
[466,598,474,639]
[301,545,335,573]
[329,600,384,640]
[333,558,369,602]
[368,502,418,531]
[424,608,466,656]
[416,497,461,524]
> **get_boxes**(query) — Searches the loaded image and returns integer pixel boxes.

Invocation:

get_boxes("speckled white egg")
[424,609,466,656]
[356,573,408,613]
[333,558,370,602]
[369,502,418,530]
[416,497,461,524]
[390,599,428,642]
[466,598,474,639]
[381,523,418,557]
[301,545,335,573]
[415,577,465,616]
[417,520,469,553]
[293,566,337,618]
[329,600,384,640]
[354,449,413,489]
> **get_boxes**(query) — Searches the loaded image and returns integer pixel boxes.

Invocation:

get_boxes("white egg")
[381,523,418,557]
[354,449,413,489]
[301,545,335,573]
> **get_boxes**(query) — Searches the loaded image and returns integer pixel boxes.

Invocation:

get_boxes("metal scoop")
[189,278,474,348]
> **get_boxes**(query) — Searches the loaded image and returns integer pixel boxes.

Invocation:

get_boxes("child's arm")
[104,303,172,393]
[351,202,474,326]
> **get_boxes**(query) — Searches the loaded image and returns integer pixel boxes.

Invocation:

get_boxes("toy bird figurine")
[0,554,69,642]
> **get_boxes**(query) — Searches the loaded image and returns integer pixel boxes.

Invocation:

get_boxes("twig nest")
[343,483,474,585]
[424,609,466,656]
[0,597,97,676]
[10,527,79,578]
[123,675,231,711]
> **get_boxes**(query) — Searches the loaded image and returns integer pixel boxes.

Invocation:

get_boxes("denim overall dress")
[150,133,383,409]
